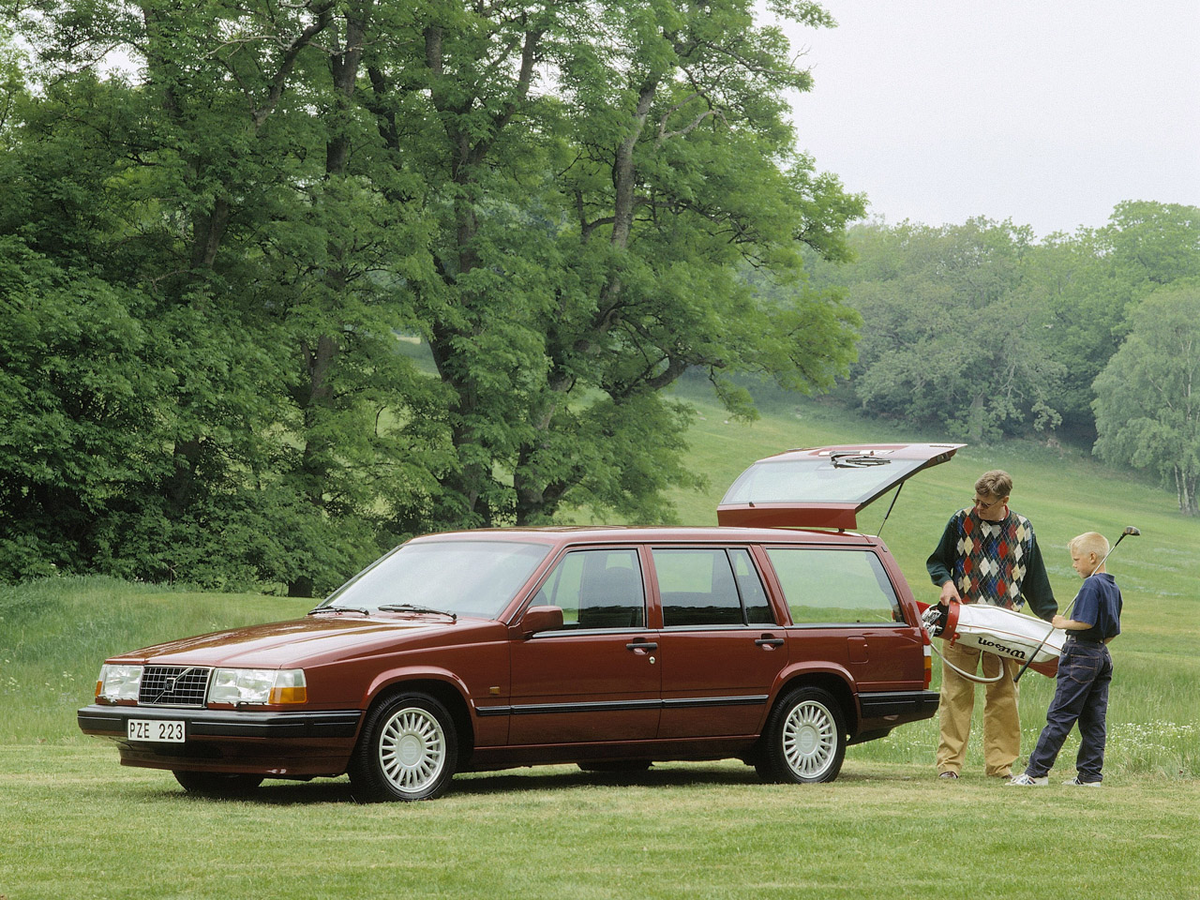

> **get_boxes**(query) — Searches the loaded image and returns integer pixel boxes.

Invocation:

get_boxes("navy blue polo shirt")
[1071,573,1122,642]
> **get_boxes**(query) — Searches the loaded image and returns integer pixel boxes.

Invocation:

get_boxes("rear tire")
[349,692,458,802]
[758,687,846,784]
[173,771,264,796]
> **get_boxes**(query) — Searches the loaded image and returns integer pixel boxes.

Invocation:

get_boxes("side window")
[535,549,644,629]
[655,548,755,627]
[764,548,902,625]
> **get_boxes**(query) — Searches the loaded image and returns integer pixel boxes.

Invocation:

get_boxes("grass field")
[2,392,1198,899]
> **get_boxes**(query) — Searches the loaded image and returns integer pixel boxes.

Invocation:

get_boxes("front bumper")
[78,704,363,777]
[78,704,361,739]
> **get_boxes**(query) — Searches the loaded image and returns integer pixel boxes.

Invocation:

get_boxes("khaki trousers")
[936,641,1021,777]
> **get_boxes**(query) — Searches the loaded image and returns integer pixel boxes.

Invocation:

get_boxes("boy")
[1007,532,1123,786]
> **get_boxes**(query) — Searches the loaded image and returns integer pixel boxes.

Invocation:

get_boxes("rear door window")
[764,548,901,625]
[654,548,774,626]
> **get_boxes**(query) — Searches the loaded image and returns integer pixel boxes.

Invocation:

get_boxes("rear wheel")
[173,771,264,796]
[349,692,458,802]
[757,687,846,784]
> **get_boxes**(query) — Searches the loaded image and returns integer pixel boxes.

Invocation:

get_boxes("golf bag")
[920,600,1063,678]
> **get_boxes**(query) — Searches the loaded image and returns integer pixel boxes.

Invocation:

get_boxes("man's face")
[973,493,1008,522]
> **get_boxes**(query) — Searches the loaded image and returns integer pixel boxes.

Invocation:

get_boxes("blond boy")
[1008,532,1123,786]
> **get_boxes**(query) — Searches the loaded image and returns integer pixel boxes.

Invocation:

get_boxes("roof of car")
[410,526,878,546]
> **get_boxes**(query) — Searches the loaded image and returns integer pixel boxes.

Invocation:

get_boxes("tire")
[578,760,653,773]
[173,771,264,796]
[757,687,846,784]
[349,692,458,802]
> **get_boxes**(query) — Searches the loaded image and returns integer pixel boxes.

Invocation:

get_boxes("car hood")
[112,615,481,669]
[717,443,965,531]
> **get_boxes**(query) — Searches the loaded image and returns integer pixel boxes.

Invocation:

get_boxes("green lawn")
[1,393,1198,899]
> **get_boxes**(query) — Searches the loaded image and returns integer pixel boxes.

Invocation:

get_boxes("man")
[927,470,1057,779]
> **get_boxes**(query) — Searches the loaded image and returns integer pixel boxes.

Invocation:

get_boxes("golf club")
[1013,526,1140,683]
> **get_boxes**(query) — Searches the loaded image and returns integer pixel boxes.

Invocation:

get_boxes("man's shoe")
[1063,777,1102,786]
[938,771,959,779]
[1006,773,1048,786]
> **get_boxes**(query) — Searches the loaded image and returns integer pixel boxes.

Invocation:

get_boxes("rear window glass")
[764,548,902,625]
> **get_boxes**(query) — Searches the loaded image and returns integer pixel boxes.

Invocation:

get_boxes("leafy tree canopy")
[0,0,865,591]
[1093,281,1200,516]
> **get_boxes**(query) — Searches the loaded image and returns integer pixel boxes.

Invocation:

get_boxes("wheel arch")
[361,675,475,768]
[769,668,859,737]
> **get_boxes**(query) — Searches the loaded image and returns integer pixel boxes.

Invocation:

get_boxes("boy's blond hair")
[1069,532,1109,560]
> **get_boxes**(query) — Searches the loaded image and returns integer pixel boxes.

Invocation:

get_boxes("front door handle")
[626,641,658,652]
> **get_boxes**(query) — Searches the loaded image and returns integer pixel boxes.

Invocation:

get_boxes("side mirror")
[519,605,564,637]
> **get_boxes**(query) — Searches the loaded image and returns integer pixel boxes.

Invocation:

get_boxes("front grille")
[138,666,212,707]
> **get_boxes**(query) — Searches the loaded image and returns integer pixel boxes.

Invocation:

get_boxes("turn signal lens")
[269,670,308,704]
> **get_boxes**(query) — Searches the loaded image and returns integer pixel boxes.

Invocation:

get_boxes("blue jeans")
[1026,642,1113,782]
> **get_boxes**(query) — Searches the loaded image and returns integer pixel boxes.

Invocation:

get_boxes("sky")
[779,0,1200,239]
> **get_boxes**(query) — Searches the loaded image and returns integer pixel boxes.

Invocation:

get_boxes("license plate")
[127,719,186,743]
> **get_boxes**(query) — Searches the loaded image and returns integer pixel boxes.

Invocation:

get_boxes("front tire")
[758,687,846,784]
[349,692,458,802]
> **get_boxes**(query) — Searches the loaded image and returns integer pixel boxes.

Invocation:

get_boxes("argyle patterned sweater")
[926,508,1057,620]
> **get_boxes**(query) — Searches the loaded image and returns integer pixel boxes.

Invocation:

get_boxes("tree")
[1,0,864,591]
[1093,282,1200,516]
[1023,202,1200,442]
[362,0,864,529]
[825,219,1064,442]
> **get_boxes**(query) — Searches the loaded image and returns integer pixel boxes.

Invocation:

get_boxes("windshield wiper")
[376,604,458,622]
[830,452,890,468]
[308,605,371,616]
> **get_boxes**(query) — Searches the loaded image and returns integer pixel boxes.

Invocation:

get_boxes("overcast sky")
[780,1,1200,239]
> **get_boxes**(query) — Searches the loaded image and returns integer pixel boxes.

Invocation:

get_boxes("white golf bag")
[920,600,1064,679]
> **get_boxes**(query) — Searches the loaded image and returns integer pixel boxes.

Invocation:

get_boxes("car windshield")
[319,540,551,619]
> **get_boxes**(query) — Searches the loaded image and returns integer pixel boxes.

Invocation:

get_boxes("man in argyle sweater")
[927,470,1058,779]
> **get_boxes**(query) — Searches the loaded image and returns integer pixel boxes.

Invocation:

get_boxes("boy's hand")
[939,581,962,605]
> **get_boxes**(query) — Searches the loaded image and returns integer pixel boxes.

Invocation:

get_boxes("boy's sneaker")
[1006,773,1048,786]
[1063,777,1102,786]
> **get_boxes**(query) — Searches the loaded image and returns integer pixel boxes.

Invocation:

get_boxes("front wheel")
[757,687,846,784]
[349,692,458,802]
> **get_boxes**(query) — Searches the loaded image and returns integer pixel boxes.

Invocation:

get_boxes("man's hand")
[939,581,962,605]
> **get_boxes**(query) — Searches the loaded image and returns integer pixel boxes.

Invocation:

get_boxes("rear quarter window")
[764,547,902,625]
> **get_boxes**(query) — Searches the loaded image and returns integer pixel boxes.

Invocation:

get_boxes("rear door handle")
[755,637,785,648]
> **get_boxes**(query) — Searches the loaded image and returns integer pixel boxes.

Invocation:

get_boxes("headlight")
[208,669,307,706]
[97,665,143,702]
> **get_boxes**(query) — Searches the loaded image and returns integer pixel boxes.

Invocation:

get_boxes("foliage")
[801,203,1200,451]
[0,0,866,591]
[1026,202,1200,437]
[810,218,1065,442]
[1093,282,1200,515]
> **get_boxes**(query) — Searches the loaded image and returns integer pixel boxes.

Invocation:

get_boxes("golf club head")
[1123,526,1141,536]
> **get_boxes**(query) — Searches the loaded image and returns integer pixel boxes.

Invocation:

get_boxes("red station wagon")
[78,443,961,800]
